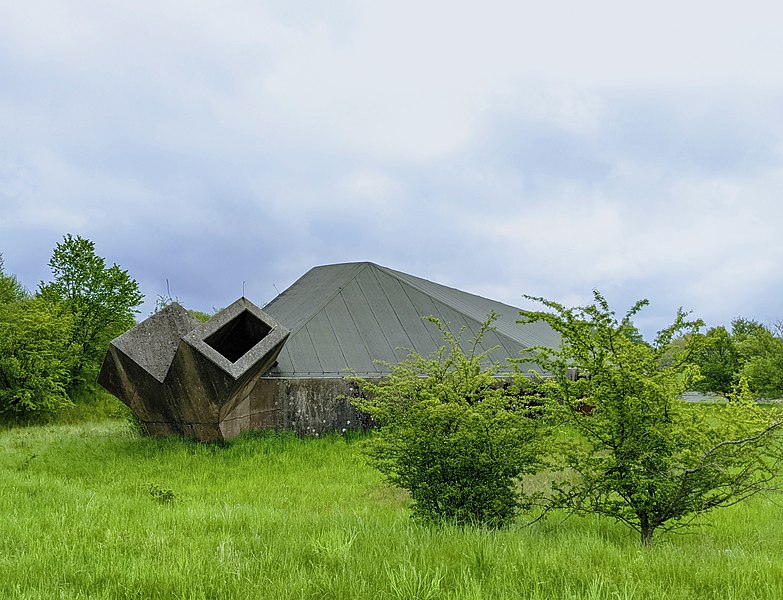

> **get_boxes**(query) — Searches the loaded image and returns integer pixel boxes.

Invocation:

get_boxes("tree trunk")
[640,526,654,545]
[639,513,654,545]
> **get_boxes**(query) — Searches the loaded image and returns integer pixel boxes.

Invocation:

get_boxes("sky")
[2,0,783,340]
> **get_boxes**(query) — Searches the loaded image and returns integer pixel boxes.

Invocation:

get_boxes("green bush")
[0,297,74,417]
[351,315,544,528]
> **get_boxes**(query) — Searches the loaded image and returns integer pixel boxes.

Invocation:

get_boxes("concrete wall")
[220,377,377,438]
[98,299,290,442]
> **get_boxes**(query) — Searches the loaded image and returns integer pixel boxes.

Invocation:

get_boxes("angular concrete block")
[98,298,289,441]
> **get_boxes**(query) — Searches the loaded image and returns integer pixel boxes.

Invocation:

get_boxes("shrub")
[351,315,545,528]
[0,297,74,417]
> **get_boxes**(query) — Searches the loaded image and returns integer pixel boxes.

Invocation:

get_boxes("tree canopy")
[689,318,783,399]
[1,237,143,418]
[521,291,783,545]
[38,234,144,390]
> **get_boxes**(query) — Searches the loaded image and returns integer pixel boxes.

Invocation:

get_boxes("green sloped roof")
[262,262,558,378]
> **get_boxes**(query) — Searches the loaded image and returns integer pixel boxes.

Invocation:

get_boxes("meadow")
[2,416,783,599]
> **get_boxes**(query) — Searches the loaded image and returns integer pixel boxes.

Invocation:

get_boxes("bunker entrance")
[205,310,271,363]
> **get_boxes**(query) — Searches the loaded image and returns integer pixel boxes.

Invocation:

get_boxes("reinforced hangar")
[100,262,559,440]
[222,262,558,437]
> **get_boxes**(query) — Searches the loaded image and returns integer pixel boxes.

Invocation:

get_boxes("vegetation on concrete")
[351,315,546,528]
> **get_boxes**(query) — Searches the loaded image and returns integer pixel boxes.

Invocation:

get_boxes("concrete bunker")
[98,298,289,441]
[220,262,559,437]
[99,262,558,440]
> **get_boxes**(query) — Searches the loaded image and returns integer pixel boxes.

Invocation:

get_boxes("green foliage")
[188,309,212,323]
[0,254,27,305]
[0,255,76,417]
[689,326,739,395]
[351,315,545,528]
[690,318,783,399]
[38,234,144,390]
[154,291,213,323]
[4,421,783,598]
[147,483,179,504]
[0,297,74,417]
[522,291,783,545]
[732,319,783,399]
[727,375,754,405]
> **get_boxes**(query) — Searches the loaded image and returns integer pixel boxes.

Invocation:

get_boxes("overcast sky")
[2,1,782,339]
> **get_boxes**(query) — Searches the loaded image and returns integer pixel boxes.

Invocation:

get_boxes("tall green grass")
[1,420,782,599]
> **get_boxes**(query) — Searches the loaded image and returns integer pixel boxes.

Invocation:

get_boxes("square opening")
[204,310,272,363]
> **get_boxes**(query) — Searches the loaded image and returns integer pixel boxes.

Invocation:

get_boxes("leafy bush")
[0,297,74,417]
[523,291,783,545]
[351,315,545,528]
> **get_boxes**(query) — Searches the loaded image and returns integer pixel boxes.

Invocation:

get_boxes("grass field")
[2,418,783,599]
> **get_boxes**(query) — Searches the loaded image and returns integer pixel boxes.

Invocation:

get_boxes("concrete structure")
[223,262,560,436]
[97,298,289,441]
[99,262,558,440]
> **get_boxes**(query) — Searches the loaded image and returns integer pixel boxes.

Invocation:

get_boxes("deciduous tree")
[689,326,739,396]
[522,292,783,545]
[0,254,26,305]
[732,319,783,399]
[38,235,143,390]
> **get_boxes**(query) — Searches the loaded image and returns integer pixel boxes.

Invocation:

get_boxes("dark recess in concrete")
[205,310,272,363]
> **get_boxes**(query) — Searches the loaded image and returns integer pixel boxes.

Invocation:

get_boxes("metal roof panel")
[262,262,558,378]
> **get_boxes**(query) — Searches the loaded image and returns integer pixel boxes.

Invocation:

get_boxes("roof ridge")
[281,262,371,336]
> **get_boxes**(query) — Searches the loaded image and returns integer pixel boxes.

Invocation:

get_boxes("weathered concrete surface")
[98,298,289,441]
[220,377,376,438]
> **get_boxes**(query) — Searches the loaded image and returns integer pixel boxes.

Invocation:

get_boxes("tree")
[732,319,783,399]
[0,256,73,417]
[351,315,545,528]
[686,318,783,399]
[689,326,739,396]
[38,235,144,390]
[0,254,27,305]
[522,291,783,545]
[0,296,74,417]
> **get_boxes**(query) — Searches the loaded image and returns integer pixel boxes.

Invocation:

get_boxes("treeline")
[0,235,142,418]
[689,319,783,399]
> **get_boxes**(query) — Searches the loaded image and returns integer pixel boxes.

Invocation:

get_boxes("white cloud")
[2,0,783,335]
